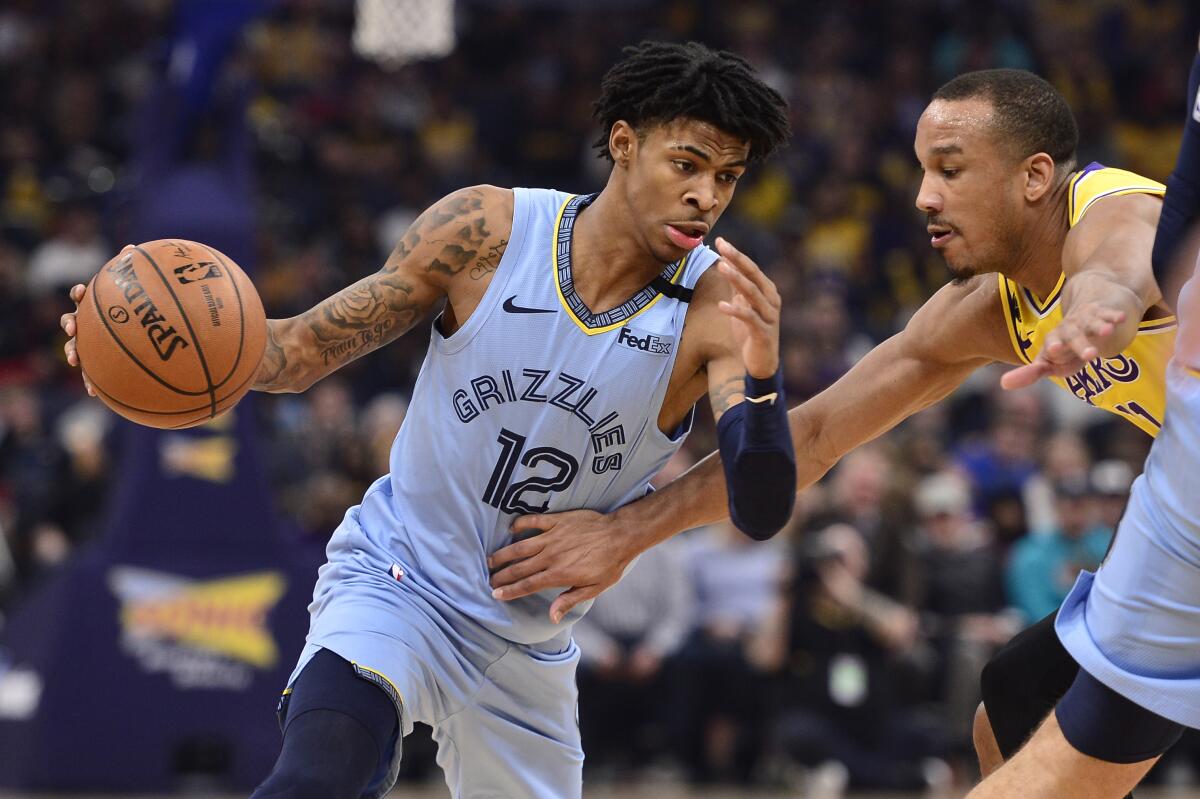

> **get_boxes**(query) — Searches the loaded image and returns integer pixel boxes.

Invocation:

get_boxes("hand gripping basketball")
[64,240,267,429]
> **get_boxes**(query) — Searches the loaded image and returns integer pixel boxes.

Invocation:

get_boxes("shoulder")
[1068,165,1164,226]
[904,274,1013,365]
[429,185,515,231]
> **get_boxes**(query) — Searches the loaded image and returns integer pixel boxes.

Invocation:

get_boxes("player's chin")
[650,238,688,264]
[943,258,979,285]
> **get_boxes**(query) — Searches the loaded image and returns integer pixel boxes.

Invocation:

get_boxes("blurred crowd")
[2,0,1200,793]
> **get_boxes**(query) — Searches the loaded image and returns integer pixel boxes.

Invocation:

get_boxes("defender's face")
[914,98,1024,282]
[623,118,750,263]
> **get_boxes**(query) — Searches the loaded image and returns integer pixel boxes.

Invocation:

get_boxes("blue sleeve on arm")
[1152,50,1200,287]
[716,370,796,540]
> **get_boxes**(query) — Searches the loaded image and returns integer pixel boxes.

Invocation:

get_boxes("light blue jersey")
[350,187,715,644]
[287,188,718,798]
[1056,272,1200,729]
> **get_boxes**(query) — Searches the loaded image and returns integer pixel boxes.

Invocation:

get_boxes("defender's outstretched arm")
[490,273,1012,621]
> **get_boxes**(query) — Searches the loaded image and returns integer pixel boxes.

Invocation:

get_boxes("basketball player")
[61,41,796,798]
[488,68,1186,794]
[963,38,1200,799]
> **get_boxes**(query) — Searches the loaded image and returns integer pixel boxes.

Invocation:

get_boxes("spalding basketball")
[75,239,267,429]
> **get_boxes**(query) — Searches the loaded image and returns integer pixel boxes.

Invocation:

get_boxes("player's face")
[623,118,750,263]
[914,98,1024,283]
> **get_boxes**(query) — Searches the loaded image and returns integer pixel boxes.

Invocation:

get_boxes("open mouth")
[665,222,708,250]
[928,226,955,248]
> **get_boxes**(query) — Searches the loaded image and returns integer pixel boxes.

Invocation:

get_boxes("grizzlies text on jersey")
[285,188,718,797]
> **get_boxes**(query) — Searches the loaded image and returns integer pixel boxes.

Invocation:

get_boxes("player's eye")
[942,168,960,178]
[673,160,695,173]
[720,172,741,185]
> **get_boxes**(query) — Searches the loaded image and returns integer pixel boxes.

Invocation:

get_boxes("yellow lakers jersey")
[999,164,1174,437]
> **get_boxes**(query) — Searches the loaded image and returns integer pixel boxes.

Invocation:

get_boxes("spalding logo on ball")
[75,240,267,429]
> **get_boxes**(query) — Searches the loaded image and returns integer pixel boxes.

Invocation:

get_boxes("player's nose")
[915,175,942,214]
[685,185,719,213]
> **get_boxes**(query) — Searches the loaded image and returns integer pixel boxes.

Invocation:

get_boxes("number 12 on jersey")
[482,428,580,514]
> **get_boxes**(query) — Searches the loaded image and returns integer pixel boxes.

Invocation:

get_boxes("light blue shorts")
[286,516,583,799]
[1057,361,1200,728]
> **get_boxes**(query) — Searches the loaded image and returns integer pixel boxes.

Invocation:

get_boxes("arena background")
[1,0,1200,796]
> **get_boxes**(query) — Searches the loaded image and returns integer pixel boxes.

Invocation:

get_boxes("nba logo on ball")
[174,261,222,284]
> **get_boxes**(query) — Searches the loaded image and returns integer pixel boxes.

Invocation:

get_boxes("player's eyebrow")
[670,143,748,168]
[930,144,963,156]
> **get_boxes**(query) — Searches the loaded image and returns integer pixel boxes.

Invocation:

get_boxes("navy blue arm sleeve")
[715,371,796,540]
[1151,49,1200,290]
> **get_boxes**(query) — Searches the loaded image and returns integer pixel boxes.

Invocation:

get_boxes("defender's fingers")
[1065,331,1099,363]
[550,585,603,624]
[70,284,86,304]
[493,571,559,602]
[490,555,547,590]
[64,338,78,367]
[510,513,550,535]
[1000,360,1051,390]
[60,312,76,336]
[487,536,544,570]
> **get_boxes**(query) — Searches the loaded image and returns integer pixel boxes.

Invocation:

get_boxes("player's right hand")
[60,283,96,397]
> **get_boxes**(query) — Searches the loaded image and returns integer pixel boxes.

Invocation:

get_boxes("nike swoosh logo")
[503,296,555,314]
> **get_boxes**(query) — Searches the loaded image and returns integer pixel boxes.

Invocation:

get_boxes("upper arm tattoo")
[269,187,508,387]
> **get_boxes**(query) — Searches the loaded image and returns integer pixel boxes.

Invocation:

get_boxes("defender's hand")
[1001,302,1127,390]
[489,509,635,624]
[60,283,96,397]
[714,237,781,379]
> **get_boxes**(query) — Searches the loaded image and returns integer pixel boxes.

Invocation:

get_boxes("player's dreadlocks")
[592,41,791,164]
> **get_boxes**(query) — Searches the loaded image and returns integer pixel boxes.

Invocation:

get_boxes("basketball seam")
[90,273,211,397]
[138,245,218,419]
[198,243,249,390]
[86,362,259,417]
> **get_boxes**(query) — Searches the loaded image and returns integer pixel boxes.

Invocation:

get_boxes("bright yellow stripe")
[551,196,594,333]
[1068,170,1087,225]
[351,661,405,704]
[999,274,1031,365]
[1074,187,1167,226]
[1187,366,1200,381]
[1137,316,1177,332]
[551,195,689,336]
[1026,272,1065,314]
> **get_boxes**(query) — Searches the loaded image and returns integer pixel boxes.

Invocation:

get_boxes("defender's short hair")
[933,69,1079,171]
[592,40,791,164]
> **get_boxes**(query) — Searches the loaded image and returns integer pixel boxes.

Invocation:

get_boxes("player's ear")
[608,121,636,168]
[1023,152,1057,202]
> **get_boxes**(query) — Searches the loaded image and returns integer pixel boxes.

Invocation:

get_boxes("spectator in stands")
[1006,477,1112,625]
[573,538,693,776]
[765,523,947,796]
[675,521,788,783]
[913,472,1019,746]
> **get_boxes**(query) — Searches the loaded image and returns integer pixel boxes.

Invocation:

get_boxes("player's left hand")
[488,509,636,624]
[714,237,781,379]
[1000,301,1127,390]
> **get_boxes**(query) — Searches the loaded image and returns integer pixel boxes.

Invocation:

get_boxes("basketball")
[74,239,267,429]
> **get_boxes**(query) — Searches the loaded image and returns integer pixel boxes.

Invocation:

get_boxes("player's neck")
[1005,179,1072,299]
[570,190,671,309]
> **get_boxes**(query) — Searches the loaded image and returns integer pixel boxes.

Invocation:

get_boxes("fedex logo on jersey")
[617,326,673,355]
